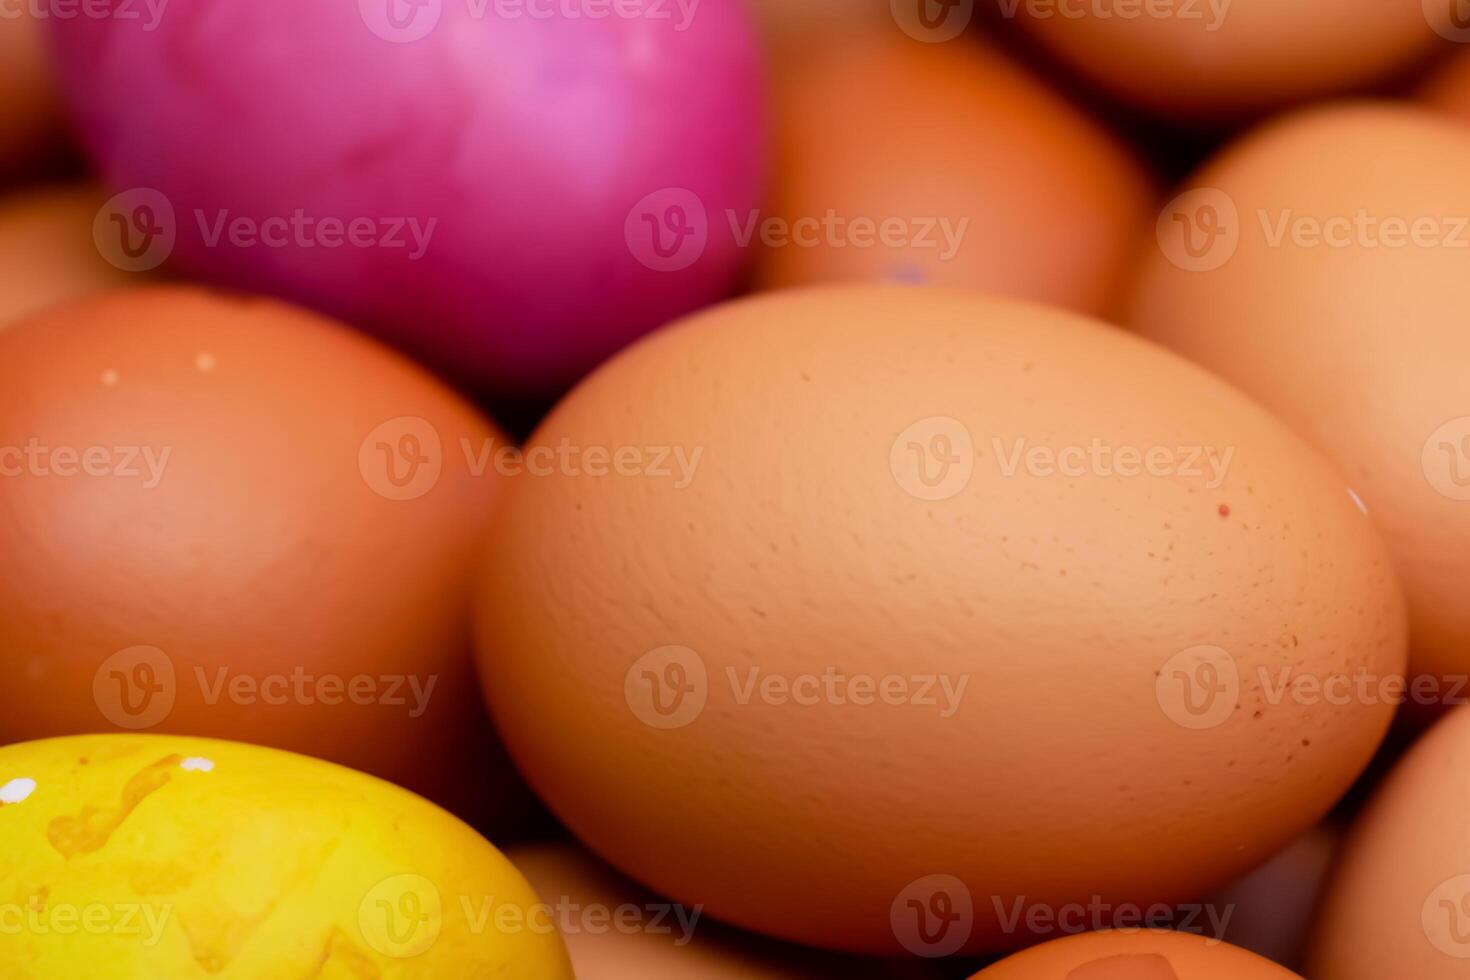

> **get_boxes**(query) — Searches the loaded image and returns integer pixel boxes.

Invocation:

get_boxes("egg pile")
[0,2,1468,978]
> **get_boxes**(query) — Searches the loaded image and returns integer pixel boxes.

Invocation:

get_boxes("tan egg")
[1307,707,1470,979]
[508,842,946,979]
[476,284,1405,956]
[1206,824,1340,970]
[1009,0,1439,118]
[754,34,1153,318]
[0,287,527,830]
[973,929,1302,978]
[0,4,65,178]
[1128,102,1470,695]
[0,184,133,328]
[1421,49,1470,122]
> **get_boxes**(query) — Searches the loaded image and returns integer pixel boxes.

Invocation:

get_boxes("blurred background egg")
[45,0,765,403]
[476,285,1405,956]
[0,734,572,976]
[1128,103,1470,701]
[749,0,888,63]
[0,183,132,328]
[1421,48,1470,122]
[0,4,65,180]
[1004,0,1441,119]
[974,929,1303,978]
[1206,824,1341,971]
[1307,707,1470,979]
[757,33,1152,316]
[0,287,529,830]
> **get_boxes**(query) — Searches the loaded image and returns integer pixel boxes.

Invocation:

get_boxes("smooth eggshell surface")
[0,184,133,328]
[1129,103,1470,692]
[46,0,764,398]
[0,287,522,827]
[475,284,1406,955]
[973,929,1302,979]
[1011,0,1439,118]
[0,734,573,977]
[757,34,1152,318]
[1307,708,1470,979]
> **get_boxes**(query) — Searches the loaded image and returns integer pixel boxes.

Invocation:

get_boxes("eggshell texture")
[0,734,573,977]
[1010,0,1437,118]
[756,35,1152,317]
[0,5,64,178]
[1306,708,1470,979]
[508,842,948,979]
[1128,103,1470,691]
[45,0,764,398]
[475,285,1406,955]
[973,929,1302,978]
[0,184,132,328]
[0,287,522,826]
[1421,50,1470,122]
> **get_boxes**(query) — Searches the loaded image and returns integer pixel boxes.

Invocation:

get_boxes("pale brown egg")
[755,34,1153,318]
[0,287,527,829]
[476,284,1405,956]
[1129,102,1470,696]
[974,929,1303,978]
[0,5,65,178]
[0,184,133,328]
[1307,708,1470,979]
[1009,0,1440,118]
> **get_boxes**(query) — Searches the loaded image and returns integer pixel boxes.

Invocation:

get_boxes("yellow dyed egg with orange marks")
[0,734,573,978]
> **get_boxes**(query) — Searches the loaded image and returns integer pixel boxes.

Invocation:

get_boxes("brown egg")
[476,284,1405,956]
[0,184,133,328]
[0,287,525,828]
[1307,707,1470,979]
[0,4,65,178]
[1009,0,1439,118]
[749,0,889,60]
[755,34,1152,318]
[974,929,1302,978]
[1205,824,1340,970]
[1129,102,1470,697]
[1421,49,1470,122]
[508,842,947,979]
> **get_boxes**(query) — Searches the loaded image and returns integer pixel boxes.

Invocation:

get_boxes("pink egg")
[47,0,764,399]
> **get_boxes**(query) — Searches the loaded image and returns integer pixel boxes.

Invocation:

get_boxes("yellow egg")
[0,734,574,978]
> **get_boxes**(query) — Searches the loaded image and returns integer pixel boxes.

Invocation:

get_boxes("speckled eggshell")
[1011,0,1439,118]
[0,184,133,328]
[475,284,1406,955]
[0,287,524,827]
[1128,103,1470,694]
[757,34,1152,318]
[973,929,1303,979]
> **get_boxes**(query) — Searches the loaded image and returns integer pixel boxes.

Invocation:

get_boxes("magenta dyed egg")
[47,0,764,398]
